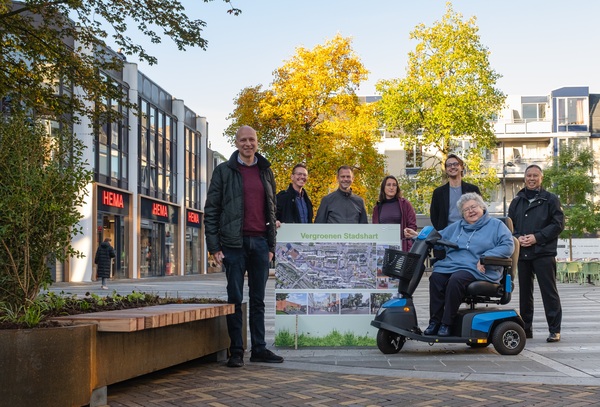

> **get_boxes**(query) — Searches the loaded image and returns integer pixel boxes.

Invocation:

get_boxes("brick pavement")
[50,274,600,405]
[107,359,600,407]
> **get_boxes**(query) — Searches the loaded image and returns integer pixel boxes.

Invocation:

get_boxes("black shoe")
[547,333,561,343]
[437,324,451,337]
[524,329,533,339]
[227,355,244,368]
[424,322,440,336]
[250,349,284,363]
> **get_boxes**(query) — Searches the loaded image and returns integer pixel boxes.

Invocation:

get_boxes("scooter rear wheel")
[492,321,526,355]
[376,329,405,354]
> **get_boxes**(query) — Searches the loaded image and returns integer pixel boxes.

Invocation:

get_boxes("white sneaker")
[101,286,108,290]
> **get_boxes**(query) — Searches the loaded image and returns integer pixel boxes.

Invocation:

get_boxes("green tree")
[0,0,240,123]
[377,3,505,212]
[0,112,93,311]
[226,34,385,212]
[0,0,241,318]
[543,145,600,242]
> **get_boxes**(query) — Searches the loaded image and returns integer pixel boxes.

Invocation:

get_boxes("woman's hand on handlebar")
[404,228,418,239]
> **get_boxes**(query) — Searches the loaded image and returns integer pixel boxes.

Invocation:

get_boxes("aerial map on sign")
[275,242,377,290]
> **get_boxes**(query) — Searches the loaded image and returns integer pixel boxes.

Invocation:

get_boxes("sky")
[121,0,600,157]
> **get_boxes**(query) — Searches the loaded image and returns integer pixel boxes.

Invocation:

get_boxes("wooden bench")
[48,303,243,407]
[52,303,234,332]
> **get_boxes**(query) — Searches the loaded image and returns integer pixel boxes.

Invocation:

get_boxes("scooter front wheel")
[492,321,526,355]
[376,329,405,354]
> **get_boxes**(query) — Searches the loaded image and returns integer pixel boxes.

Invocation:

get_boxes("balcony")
[494,119,552,135]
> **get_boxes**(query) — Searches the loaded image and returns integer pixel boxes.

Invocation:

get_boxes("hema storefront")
[64,60,209,282]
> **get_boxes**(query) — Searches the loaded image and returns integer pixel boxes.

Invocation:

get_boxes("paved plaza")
[50,273,600,406]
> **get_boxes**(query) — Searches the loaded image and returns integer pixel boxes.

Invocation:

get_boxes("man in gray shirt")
[315,165,368,224]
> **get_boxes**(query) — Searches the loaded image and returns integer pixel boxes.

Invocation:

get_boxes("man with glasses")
[276,163,313,225]
[430,154,481,231]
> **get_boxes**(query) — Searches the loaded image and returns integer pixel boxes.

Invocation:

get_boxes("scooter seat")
[466,280,502,298]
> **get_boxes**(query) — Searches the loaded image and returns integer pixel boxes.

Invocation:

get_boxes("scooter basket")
[382,249,420,280]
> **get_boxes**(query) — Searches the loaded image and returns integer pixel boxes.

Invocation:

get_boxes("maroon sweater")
[239,164,267,236]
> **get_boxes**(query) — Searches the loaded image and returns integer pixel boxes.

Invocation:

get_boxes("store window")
[96,186,131,279]
[185,210,202,274]
[140,197,179,277]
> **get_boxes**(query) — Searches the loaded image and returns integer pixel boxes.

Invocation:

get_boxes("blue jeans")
[222,236,270,356]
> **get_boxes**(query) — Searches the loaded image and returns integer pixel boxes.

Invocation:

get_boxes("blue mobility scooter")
[371,223,526,355]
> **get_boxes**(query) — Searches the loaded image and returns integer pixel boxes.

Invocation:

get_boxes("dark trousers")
[222,236,270,357]
[518,256,562,334]
[429,270,476,326]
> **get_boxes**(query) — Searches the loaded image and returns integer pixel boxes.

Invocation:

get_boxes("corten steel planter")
[0,323,97,407]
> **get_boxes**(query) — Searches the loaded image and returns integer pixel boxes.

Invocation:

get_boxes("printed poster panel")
[275,224,400,346]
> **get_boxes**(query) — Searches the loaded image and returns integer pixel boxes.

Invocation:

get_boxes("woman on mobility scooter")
[404,192,514,337]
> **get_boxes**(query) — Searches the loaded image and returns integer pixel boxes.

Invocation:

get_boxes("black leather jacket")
[204,151,277,254]
[508,187,564,259]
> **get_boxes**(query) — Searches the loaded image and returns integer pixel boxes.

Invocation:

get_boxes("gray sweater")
[314,189,368,224]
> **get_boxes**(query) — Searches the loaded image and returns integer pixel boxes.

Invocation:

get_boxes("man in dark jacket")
[314,165,368,224]
[430,154,481,231]
[508,164,564,343]
[276,163,313,225]
[204,125,283,368]
[94,238,115,290]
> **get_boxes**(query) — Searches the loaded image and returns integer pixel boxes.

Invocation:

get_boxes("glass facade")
[138,74,177,204]
[96,76,129,189]
[185,126,202,209]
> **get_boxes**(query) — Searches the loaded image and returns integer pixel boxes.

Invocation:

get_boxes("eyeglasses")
[462,204,480,214]
[446,162,460,168]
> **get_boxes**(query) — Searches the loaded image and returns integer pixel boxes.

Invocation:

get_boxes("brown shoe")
[546,333,560,342]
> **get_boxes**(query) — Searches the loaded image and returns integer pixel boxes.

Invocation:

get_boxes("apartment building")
[376,86,600,216]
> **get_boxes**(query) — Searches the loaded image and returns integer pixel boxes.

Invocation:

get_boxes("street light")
[502,160,515,217]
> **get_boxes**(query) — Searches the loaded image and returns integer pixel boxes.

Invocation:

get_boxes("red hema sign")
[152,203,168,217]
[102,190,124,208]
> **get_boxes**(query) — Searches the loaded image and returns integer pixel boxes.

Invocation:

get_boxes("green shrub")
[0,112,92,318]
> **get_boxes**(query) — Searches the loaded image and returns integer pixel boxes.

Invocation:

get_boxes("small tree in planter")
[0,111,92,320]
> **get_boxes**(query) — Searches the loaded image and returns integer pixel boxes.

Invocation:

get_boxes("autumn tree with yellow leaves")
[376,3,505,212]
[225,34,385,214]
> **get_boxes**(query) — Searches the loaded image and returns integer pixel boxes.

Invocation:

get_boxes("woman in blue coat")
[405,192,514,337]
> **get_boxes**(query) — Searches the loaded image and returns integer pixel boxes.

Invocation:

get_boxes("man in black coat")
[276,163,313,225]
[430,154,481,231]
[509,164,564,343]
[94,238,115,290]
[204,125,283,368]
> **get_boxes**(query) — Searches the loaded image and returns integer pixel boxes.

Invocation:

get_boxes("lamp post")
[501,141,517,217]
[502,152,515,217]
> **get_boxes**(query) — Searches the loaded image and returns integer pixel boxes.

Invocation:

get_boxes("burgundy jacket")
[372,198,417,251]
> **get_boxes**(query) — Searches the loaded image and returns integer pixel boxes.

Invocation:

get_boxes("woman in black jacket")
[95,238,116,289]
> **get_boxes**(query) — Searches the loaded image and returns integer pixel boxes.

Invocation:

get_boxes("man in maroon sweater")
[204,125,283,368]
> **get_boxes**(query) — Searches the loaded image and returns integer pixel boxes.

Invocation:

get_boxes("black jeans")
[222,236,270,356]
[518,256,562,334]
